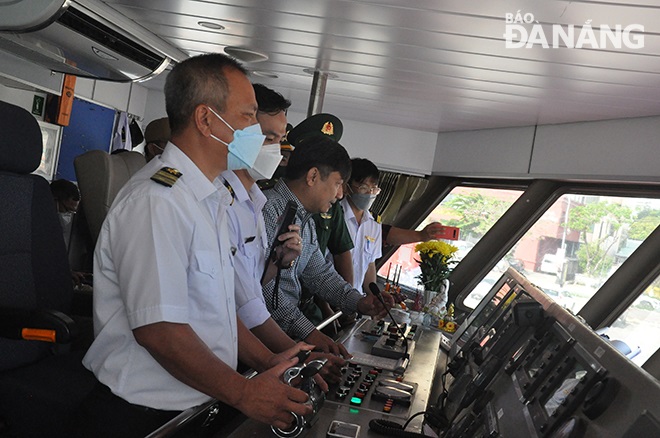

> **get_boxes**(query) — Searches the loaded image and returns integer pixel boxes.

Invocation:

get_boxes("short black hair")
[50,179,80,202]
[253,83,291,115]
[286,136,351,182]
[349,158,379,185]
[165,53,247,135]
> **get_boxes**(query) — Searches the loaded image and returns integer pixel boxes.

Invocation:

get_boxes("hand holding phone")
[424,223,460,241]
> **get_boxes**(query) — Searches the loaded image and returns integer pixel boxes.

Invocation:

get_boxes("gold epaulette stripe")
[151,167,182,187]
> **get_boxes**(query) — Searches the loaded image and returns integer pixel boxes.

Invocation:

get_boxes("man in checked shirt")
[261,135,394,355]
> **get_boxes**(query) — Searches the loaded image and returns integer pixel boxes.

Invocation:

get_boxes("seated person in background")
[50,178,80,234]
[261,134,394,356]
[143,116,170,162]
[225,83,343,382]
[341,158,383,294]
[50,179,86,285]
[74,53,312,438]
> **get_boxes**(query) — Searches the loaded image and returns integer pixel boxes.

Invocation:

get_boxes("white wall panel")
[0,83,47,120]
[433,127,535,178]
[142,87,167,128]
[287,111,438,176]
[532,117,660,182]
[74,77,94,101]
[92,80,130,112]
[127,83,148,120]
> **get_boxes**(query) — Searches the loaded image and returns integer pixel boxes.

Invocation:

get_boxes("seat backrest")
[0,100,73,371]
[74,150,146,247]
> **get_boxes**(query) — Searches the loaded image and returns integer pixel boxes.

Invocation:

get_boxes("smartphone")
[436,225,460,240]
[273,200,297,247]
[327,420,360,438]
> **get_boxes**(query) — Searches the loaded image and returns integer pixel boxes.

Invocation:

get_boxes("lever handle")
[300,359,327,378]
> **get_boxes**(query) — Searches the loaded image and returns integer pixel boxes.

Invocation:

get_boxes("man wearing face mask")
[222,84,296,343]
[75,54,312,437]
[261,136,394,357]
[341,158,383,293]
[143,117,170,162]
[222,84,345,383]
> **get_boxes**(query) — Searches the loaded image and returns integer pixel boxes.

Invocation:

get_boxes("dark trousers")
[69,380,239,437]
[69,381,181,438]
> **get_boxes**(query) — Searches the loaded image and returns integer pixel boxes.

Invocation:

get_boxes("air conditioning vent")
[58,6,164,72]
[0,0,187,82]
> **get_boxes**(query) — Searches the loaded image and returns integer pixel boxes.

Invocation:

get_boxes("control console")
[327,362,418,418]
[362,319,420,360]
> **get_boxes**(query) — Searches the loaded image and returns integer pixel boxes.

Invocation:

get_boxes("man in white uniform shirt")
[225,84,298,343]
[225,83,344,383]
[340,158,383,293]
[75,54,311,437]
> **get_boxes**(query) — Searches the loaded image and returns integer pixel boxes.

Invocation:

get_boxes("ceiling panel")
[104,0,660,132]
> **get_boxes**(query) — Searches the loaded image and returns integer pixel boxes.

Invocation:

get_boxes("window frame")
[377,177,660,332]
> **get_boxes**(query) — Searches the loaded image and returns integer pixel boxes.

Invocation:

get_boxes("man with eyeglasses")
[341,158,383,293]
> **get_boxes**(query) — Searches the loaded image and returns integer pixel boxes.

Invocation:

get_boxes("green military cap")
[287,113,343,146]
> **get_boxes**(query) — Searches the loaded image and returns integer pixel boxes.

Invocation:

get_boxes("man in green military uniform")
[285,114,355,327]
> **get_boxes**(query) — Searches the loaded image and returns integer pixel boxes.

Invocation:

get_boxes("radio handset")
[263,200,298,310]
[272,200,298,249]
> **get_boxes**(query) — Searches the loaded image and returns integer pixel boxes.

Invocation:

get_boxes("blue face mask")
[207,106,266,170]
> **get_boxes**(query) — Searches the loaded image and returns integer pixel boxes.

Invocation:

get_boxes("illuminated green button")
[350,396,363,406]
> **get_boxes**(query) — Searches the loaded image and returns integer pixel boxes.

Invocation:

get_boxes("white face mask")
[247,143,283,180]
[207,106,266,170]
[59,211,74,226]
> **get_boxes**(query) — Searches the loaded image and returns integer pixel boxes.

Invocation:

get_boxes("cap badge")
[321,121,334,136]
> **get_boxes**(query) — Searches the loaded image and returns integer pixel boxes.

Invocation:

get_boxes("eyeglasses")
[352,184,381,195]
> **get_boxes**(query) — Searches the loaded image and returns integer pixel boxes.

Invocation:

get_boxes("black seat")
[0,100,95,438]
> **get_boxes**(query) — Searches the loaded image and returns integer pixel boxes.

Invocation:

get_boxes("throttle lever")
[301,359,327,378]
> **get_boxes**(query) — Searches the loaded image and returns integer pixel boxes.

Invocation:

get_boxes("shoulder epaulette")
[222,178,236,205]
[257,178,277,191]
[151,167,182,187]
[376,215,382,224]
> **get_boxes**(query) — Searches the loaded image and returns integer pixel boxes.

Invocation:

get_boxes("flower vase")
[424,279,449,316]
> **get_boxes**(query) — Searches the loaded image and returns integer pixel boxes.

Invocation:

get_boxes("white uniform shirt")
[83,143,238,411]
[222,170,271,329]
[340,197,382,293]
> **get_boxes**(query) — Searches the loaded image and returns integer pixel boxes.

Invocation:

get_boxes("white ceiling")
[104,0,660,133]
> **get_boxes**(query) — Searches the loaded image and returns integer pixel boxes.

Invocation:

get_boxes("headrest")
[0,100,42,173]
[75,150,146,244]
